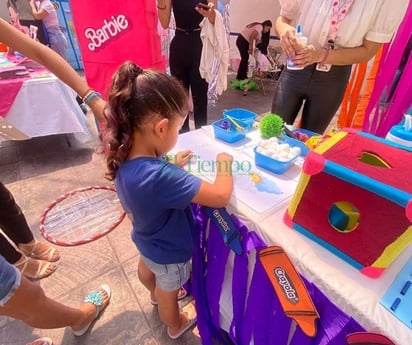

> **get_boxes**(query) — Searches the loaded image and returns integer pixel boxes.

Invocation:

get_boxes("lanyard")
[328,0,354,42]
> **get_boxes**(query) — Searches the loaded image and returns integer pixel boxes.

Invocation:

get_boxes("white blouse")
[279,0,408,48]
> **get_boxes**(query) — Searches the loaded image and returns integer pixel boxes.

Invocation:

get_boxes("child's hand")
[216,152,233,162]
[175,149,193,167]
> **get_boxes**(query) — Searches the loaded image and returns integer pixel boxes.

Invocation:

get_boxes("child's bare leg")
[155,286,191,337]
[137,257,156,301]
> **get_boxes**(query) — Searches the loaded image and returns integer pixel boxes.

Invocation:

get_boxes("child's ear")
[154,118,169,136]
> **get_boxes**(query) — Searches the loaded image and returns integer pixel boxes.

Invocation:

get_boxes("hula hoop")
[40,185,126,246]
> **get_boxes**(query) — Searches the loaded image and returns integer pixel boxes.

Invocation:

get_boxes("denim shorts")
[0,255,21,307]
[141,254,190,292]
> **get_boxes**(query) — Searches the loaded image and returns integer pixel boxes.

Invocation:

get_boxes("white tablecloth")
[4,75,90,139]
[175,126,412,345]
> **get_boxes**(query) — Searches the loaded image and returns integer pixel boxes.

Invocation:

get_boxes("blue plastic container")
[223,108,257,129]
[212,119,246,143]
[254,140,301,174]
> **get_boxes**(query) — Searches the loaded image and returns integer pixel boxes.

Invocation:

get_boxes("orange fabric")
[353,47,383,128]
[258,246,319,337]
[338,63,367,128]
[338,47,383,129]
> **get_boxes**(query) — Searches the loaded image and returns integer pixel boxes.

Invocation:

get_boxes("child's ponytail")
[103,61,188,180]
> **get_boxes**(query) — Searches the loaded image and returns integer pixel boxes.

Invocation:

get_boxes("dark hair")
[102,61,188,181]
[262,20,273,28]
[246,20,273,29]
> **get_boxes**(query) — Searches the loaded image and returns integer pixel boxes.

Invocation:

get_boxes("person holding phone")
[157,0,217,132]
[271,0,408,134]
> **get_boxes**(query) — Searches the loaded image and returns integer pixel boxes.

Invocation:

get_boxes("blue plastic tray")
[212,119,246,143]
[223,108,257,129]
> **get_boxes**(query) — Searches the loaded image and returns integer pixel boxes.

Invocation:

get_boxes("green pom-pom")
[259,113,284,138]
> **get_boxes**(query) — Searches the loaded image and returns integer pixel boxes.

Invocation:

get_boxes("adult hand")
[195,3,216,23]
[279,25,298,58]
[292,46,325,68]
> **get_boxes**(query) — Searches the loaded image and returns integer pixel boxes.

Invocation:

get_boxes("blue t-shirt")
[115,157,202,264]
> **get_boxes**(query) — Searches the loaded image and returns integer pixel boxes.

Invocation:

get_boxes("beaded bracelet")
[81,89,95,103]
[79,88,92,101]
[84,91,102,105]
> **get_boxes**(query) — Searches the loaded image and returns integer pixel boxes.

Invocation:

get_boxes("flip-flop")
[26,337,53,345]
[167,301,197,339]
[73,284,111,336]
[167,317,197,339]
[14,256,57,280]
[150,287,188,305]
[18,242,61,262]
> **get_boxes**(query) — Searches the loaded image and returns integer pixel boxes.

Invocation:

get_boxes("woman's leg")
[236,36,249,80]
[0,182,33,264]
[190,32,208,129]
[0,274,109,332]
[271,67,312,125]
[301,65,352,133]
[169,33,192,132]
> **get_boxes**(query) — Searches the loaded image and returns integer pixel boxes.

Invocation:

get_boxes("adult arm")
[0,18,106,123]
[276,16,297,58]
[192,152,233,208]
[248,30,259,55]
[156,0,172,29]
[29,0,49,20]
[195,0,217,25]
[294,39,383,67]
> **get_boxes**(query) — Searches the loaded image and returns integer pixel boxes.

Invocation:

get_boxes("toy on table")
[225,115,245,132]
[284,128,412,278]
[259,113,283,138]
[386,112,412,148]
[380,256,412,329]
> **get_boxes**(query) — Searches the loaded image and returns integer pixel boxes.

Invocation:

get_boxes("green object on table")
[259,113,284,138]
[230,79,259,91]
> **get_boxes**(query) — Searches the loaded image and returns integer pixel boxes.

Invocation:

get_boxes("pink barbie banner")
[70,0,165,100]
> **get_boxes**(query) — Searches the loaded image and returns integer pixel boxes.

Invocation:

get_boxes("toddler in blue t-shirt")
[102,61,233,339]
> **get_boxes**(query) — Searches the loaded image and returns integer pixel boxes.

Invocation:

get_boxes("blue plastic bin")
[223,108,257,129]
[254,140,301,174]
[213,119,246,143]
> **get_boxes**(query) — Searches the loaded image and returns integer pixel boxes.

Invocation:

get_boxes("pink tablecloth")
[0,56,49,117]
[0,78,26,117]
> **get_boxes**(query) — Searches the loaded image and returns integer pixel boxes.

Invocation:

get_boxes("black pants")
[271,64,352,134]
[0,182,33,264]
[169,30,208,132]
[236,35,249,80]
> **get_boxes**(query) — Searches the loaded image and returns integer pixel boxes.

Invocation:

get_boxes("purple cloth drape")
[191,206,365,344]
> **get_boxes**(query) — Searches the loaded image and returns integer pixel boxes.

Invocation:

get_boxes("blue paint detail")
[324,160,412,207]
[293,223,363,270]
[381,256,412,329]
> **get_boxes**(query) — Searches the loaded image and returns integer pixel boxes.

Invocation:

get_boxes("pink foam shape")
[302,152,325,175]
[361,266,385,278]
[283,210,293,228]
[406,199,412,222]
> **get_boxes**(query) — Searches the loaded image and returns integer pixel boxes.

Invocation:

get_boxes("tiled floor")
[0,71,278,345]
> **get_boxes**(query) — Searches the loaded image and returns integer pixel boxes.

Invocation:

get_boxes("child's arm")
[192,152,233,208]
